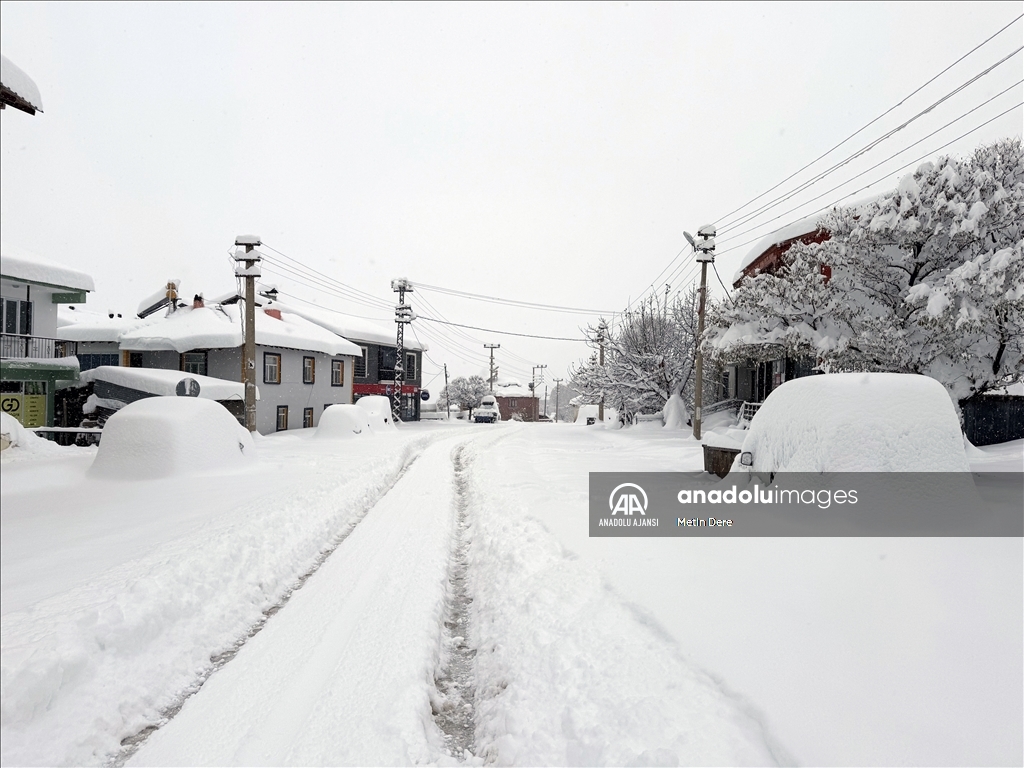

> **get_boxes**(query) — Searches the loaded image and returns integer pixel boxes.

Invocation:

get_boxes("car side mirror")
[739,451,753,466]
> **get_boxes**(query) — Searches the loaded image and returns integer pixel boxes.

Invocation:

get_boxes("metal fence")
[1,334,78,359]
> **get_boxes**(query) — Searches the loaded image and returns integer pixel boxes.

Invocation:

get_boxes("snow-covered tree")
[710,137,1024,408]
[571,287,704,427]
[705,237,854,366]
[440,375,490,415]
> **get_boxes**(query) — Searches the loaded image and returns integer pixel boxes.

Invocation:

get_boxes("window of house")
[378,347,397,380]
[354,346,368,378]
[510,399,517,407]
[3,299,18,334]
[276,405,288,431]
[18,300,32,335]
[331,359,344,387]
[303,407,314,428]
[182,351,208,376]
[303,356,315,384]
[77,353,119,372]
[406,353,416,381]
[128,352,143,368]
[264,352,281,384]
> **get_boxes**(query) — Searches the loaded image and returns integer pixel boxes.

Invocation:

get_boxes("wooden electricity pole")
[687,225,716,441]
[597,321,606,422]
[234,235,262,432]
[485,343,500,391]
[553,377,563,423]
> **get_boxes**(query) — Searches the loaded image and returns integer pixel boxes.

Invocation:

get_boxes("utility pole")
[597,321,606,422]
[484,343,500,392]
[234,235,262,432]
[443,363,450,420]
[544,384,548,419]
[531,364,547,421]
[553,377,563,423]
[392,278,414,422]
[684,225,716,441]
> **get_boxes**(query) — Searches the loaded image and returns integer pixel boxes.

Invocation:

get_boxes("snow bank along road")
[128,427,777,765]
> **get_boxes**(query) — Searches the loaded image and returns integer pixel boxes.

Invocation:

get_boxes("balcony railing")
[1,334,78,359]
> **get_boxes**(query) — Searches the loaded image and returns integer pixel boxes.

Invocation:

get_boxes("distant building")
[1,243,93,427]
[492,382,539,422]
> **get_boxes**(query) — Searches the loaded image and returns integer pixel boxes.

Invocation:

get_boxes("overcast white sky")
[2,2,1021,390]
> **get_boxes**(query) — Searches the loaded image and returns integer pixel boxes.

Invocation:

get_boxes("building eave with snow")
[1,54,43,115]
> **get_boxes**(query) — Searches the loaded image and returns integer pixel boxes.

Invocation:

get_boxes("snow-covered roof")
[81,366,253,401]
[732,214,826,284]
[117,304,361,357]
[1,241,95,292]
[493,383,535,398]
[270,301,426,351]
[57,307,142,342]
[1,55,43,113]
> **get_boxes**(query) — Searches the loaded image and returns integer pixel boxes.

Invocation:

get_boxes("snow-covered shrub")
[89,397,254,480]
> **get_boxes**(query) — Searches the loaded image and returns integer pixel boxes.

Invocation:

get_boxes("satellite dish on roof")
[176,378,201,397]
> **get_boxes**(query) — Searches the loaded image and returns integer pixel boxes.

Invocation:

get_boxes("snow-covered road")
[2,421,1021,766]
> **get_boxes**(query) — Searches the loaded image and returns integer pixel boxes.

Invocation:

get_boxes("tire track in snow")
[430,425,520,762]
[112,431,447,767]
[431,444,478,759]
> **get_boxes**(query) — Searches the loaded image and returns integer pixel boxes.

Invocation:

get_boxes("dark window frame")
[276,405,288,431]
[354,346,368,378]
[303,407,314,428]
[303,356,315,385]
[331,359,344,387]
[264,352,282,384]
[406,352,417,381]
[181,350,208,376]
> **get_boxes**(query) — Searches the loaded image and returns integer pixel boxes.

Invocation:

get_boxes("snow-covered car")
[474,395,500,423]
[734,372,970,472]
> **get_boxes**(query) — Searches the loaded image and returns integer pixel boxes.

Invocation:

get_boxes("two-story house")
[1,243,94,427]
[111,295,361,433]
[271,300,426,421]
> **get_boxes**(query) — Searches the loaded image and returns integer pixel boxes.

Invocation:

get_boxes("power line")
[720,51,1024,235]
[714,98,1024,255]
[261,243,392,309]
[418,316,587,342]
[714,12,1023,228]
[413,281,619,316]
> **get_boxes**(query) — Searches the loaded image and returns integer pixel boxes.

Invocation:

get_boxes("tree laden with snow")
[571,287,706,427]
[440,375,490,415]
[709,137,1024,408]
[704,237,855,366]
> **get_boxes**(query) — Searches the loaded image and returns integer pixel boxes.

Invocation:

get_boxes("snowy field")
[1,420,1021,766]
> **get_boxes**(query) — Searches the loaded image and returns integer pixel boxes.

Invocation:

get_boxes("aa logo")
[609,483,647,516]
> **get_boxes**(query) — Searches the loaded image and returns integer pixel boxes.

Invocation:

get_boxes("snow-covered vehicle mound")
[0,412,67,459]
[89,397,255,480]
[474,394,500,424]
[315,404,372,439]
[356,395,397,430]
[736,372,970,472]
